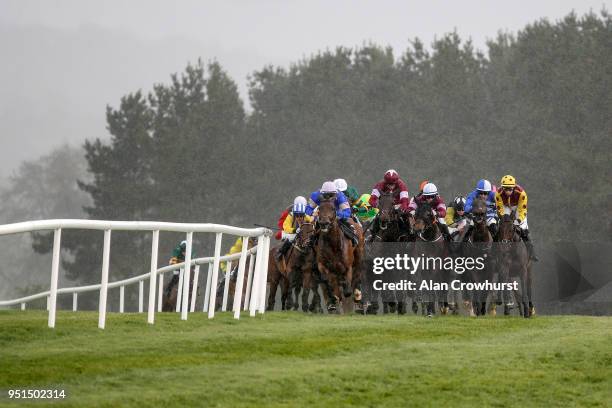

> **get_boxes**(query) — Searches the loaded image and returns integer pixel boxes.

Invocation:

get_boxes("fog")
[0,0,607,176]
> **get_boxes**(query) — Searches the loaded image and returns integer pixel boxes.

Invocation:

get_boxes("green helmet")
[345,186,360,203]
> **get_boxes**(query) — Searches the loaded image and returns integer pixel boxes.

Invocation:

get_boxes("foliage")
[22,10,612,290]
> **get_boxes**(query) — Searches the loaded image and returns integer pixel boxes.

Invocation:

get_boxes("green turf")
[0,311,610,407]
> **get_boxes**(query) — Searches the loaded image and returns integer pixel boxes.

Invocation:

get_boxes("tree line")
[1,10,610,304]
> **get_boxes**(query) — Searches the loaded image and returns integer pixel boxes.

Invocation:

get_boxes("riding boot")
[521,230,539,261]
[339,218,359,246]
[439,223,451,241]
[368,217,380,242]
[488,223,498,240]
[275,239,291,260]
[462,225,473,242]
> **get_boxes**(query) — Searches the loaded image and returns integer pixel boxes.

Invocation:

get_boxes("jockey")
[353,193,379,223]
[221,237,255,273]
[495,175,538,261]
[465,179,498,237]
[307,181,358,245]
[408,182,450,240]
[368,169,410,210]
[334,178,360,208]
[277,196,313,259]
[166,240,194,296]
[445,195,468,238]
[368,169,410,239]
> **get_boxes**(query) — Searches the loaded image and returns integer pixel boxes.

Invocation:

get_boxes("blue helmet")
[476,179,492,193]
[293,203,306,215]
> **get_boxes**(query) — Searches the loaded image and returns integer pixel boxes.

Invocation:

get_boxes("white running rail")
[0,219,272,329]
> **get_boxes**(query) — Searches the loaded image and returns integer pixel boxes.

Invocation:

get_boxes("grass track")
[0,311,611,407]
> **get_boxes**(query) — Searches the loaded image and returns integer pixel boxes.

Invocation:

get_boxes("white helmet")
[422,183,438,196]
[333,178,348,192]
[320,181,337,193]
[293,196,307,206]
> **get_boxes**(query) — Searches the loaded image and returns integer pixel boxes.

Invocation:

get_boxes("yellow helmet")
[501,175,516,188]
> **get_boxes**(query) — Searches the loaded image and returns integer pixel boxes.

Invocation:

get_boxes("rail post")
[147,230,159,323]
[207,232,223,318]
[98,229,111,329]
[233,237,250,318]
[48,228,61,328]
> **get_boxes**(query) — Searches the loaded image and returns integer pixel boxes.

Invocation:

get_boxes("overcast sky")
[0,0,609,178]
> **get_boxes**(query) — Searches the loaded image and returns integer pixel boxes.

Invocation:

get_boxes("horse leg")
[280,276,290,311]
[300,271,309,312]
[519,268,529,318]
[267,277,279,311]
[527,266,535,317]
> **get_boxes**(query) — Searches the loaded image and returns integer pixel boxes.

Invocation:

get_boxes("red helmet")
[384,169,399,184]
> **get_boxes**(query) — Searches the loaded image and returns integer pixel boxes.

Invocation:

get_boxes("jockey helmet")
[419,180,429,193]
[293,196,307,207]
[453,196,466,211]
[333,178,348,192]
[422,183,438,197]
[476,179,492,193]
[384,169,399,184]
[293,202,306,215]
[501,175,517,188]
[320,181,337,193]
[179,240,187,249]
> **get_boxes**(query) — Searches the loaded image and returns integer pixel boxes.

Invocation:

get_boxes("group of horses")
[268,194,535,318]
[161,195,535,318]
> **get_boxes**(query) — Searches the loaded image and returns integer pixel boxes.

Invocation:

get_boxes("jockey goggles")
[424,194,437,200]
[321,192,336,200]
[502,186,514,192]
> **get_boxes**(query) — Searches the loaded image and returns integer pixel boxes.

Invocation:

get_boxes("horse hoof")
[529,307,536,317]
[489,308,496,317]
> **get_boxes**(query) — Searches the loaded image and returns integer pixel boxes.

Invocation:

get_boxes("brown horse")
[463,198,495,316]
[285,222,322,313]
[370,192,413,314]
[412,202,447,317]
[373,192,412,242]
[497,212,534,317]
[162,266,196,312]
[316,199,365,313]
[267,245,291,311]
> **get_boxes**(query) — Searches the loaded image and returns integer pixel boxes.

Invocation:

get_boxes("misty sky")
[0,0,608,178]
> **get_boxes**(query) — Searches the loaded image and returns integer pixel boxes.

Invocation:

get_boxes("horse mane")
[415,202,433,219]
[471,197,487,215]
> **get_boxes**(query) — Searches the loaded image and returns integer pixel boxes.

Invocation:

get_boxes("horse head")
[295,222,315,248]
[413,202,435,233]
[317,198,337,233]
[498,213,517,244]
[471,198,488,226]
[378,192,397,230]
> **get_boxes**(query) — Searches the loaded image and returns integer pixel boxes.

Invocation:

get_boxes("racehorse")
[412,202,447,317]
[497,212,534,317]
[369,192,412,314]
[267,245,291,311]
[463,198,495,316]
[316,198,365,313]
[162,266,196,312]
[285,222,323,313]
